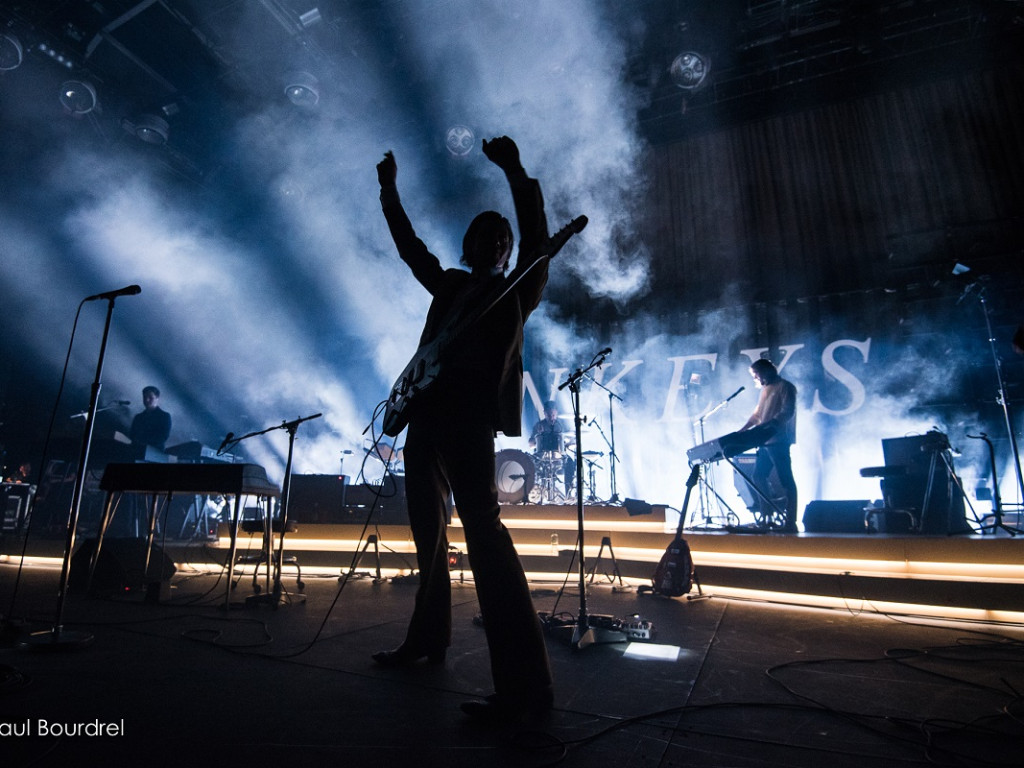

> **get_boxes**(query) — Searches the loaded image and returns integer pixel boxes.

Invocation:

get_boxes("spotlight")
[277,178,305,200]
[0,33,23,71]
[127,114,170,145]
[59,80,97,115]
[445,124,474,156]
[669,51,711,92]
[284,71,319,107]
[299,8,322,28]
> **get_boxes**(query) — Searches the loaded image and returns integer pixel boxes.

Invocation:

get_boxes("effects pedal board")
[539,612,655,640]
[620,617,655,640]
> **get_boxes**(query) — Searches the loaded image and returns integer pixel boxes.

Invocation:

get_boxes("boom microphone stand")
[579,370,623,504]
[689,387,745,530]
[556,348,626,649]
[218,412,321,606]
[22,285,142,650]
[581,385,626,505]
[976,287,1024,517]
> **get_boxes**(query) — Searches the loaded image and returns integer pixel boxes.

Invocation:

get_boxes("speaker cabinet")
[69,538,176,595]
[288,474,349,523]
[802,500,870,533]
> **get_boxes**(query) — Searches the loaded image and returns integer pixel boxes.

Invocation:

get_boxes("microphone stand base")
[243,589,306,609]
[540,613,628,650]
[18,627,94,652]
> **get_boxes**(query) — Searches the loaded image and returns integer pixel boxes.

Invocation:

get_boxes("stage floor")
[1,556,1023,767]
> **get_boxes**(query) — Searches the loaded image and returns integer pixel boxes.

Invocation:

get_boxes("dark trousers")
[754,443,798,530]
[402,413,552,699]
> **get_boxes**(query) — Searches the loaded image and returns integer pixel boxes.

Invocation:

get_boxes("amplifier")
[1,483,36,533]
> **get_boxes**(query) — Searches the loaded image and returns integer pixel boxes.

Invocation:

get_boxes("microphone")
[85,284,142,302]
[597,347,612,356]
[217,432,234,453]
[725,386,745,402]
[114,400,131,406]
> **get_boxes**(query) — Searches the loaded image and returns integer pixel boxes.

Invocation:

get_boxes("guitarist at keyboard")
[373,136,578,722]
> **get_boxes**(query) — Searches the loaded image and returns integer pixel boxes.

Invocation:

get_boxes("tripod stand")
[967,432,1019,535]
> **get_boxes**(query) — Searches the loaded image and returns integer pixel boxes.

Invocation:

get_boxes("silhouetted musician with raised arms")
[372,136,553,723]
[739,358,798,532]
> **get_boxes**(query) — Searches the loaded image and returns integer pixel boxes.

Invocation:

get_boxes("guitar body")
[650,537,694,597]
[643,464,698,597]
[381,342,441,436]
[381,215,588,437]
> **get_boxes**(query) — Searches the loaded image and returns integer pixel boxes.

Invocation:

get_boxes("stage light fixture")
[445,124,475,156]
[669,51,711,92]
[284,71,319,107]
[132,114,170,145]
[299,8,322,28]
[0,32,23,71]
[37,41,73,69]
[59,80,97,115]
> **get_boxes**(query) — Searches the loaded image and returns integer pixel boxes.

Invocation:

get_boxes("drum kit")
[361,428,609,507]
[495,432,605,505]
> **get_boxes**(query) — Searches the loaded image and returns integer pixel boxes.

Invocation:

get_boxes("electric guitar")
[640,464,700,598]
[381,215,588,437]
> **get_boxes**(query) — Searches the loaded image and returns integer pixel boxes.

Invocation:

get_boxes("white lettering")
[661,354,717,421]
[738,344,804,373]
[812,338,871,416]
[0,720,30,737]
[35,719,124,737]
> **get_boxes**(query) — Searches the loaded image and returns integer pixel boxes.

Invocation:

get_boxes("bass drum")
[495,449,535,504]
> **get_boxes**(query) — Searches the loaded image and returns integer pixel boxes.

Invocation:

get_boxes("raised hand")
[377,151,397,187]
[482,136,521,173]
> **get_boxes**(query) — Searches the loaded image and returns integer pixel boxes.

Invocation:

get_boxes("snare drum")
[494,449,535,504]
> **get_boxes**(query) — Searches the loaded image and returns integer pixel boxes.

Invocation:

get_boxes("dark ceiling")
[2,0,1022,182]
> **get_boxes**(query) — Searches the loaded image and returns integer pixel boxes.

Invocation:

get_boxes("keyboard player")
[739,358,798,532]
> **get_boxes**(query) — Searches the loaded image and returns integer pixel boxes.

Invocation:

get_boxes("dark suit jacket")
[130,407,171,450]
[382,172,549,437]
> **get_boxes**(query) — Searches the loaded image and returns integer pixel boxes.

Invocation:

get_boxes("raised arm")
[483,137,550,313]
[377,150,445,294]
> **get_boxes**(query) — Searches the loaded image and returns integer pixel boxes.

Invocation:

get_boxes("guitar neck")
[435,215,588,360]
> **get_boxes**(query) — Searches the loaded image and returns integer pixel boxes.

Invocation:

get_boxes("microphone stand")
[580,371,623,504]
[23,296,129,650]
[689,387,744,530]
[69,401,127,420]
[221,413,322,607]
[556,351,626,649]
[977,287,1024,520]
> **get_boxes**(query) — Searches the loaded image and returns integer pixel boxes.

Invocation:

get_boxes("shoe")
[371,645,446,667]
[460,690,553,724]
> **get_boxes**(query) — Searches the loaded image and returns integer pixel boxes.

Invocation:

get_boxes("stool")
[235,516,304,593]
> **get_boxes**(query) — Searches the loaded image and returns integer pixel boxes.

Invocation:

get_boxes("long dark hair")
[461,210,513,270]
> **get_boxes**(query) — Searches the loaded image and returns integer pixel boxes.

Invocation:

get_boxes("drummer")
[528,400,575,496]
